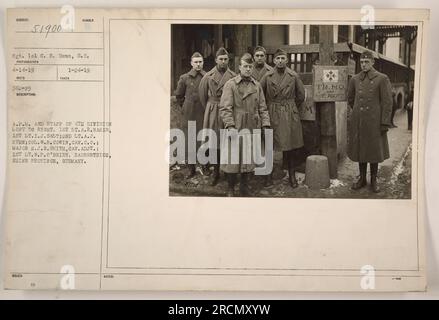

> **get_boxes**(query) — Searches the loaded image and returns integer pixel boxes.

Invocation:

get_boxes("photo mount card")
[3,8,429,291]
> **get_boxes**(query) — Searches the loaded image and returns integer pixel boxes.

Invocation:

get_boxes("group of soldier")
[174,46,394,196]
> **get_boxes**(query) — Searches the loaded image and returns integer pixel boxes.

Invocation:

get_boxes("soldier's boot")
[282,151,289,171]
[226,173,236,197]
[240,172,252,197]
[202,149,212,176]
[185,164,196,179]
[287,152,298,189]
[210,164,220,186]
[351,162,367,190]
[264,173,274,187]
[288,169,298,189]
[201,165,211,176]
[209,153,221,186]
[370,163,380,193]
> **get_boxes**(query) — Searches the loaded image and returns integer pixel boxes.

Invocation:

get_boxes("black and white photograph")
[2,7,431,294]
[169,24,417,199]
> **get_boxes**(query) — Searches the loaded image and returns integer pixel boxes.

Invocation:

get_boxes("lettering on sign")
[313,65,348,102]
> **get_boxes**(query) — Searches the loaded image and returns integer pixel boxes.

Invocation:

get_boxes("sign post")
[348,57,356,76]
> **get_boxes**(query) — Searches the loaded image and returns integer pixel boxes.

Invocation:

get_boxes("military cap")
[360,50,375,60]
[215,47,229,57]
[273,48,287,58]
[191,51,203,59]
[240,53,254,64]
[254,46,267,54]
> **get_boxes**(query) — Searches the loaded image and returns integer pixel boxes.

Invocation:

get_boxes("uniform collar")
[254,62,271,70]
[234,75,258,99]
[211,66,232,79]
[267,66,295,77]
[215,66,230,74]
[210,67,235,92]
[234,74,256,84]
[188,68,205,77]
[360,67,378,80]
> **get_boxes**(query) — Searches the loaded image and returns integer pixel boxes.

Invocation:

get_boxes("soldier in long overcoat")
[260,48,306,188]
[199,47,236,186]
[251,46,273,82]
[174,52,206,179]
[219,53,271,197]
[347,50,393,193]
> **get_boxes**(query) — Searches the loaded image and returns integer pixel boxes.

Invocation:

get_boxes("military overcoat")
[219,75,271,173]
[251,63,273,82]
[347,68,393,163]
[199,66,236,149]
[260,67,305,151]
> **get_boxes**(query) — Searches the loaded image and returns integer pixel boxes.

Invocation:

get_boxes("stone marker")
[305,155,330,189]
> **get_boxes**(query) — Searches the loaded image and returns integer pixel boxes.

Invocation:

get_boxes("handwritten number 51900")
[32,24,62,38]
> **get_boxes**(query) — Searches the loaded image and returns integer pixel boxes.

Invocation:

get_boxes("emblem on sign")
[323,69,339,82]
[313,65,348,102]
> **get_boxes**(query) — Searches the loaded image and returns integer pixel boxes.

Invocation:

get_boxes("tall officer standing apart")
[347,50,393,193]
[260,48,305,188]
[199,47,237,186]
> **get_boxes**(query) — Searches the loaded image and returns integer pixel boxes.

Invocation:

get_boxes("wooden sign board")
[299,85,315,121]
[313,65,348,102]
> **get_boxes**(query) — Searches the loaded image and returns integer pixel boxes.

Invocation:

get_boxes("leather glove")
[381,124,390,134]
